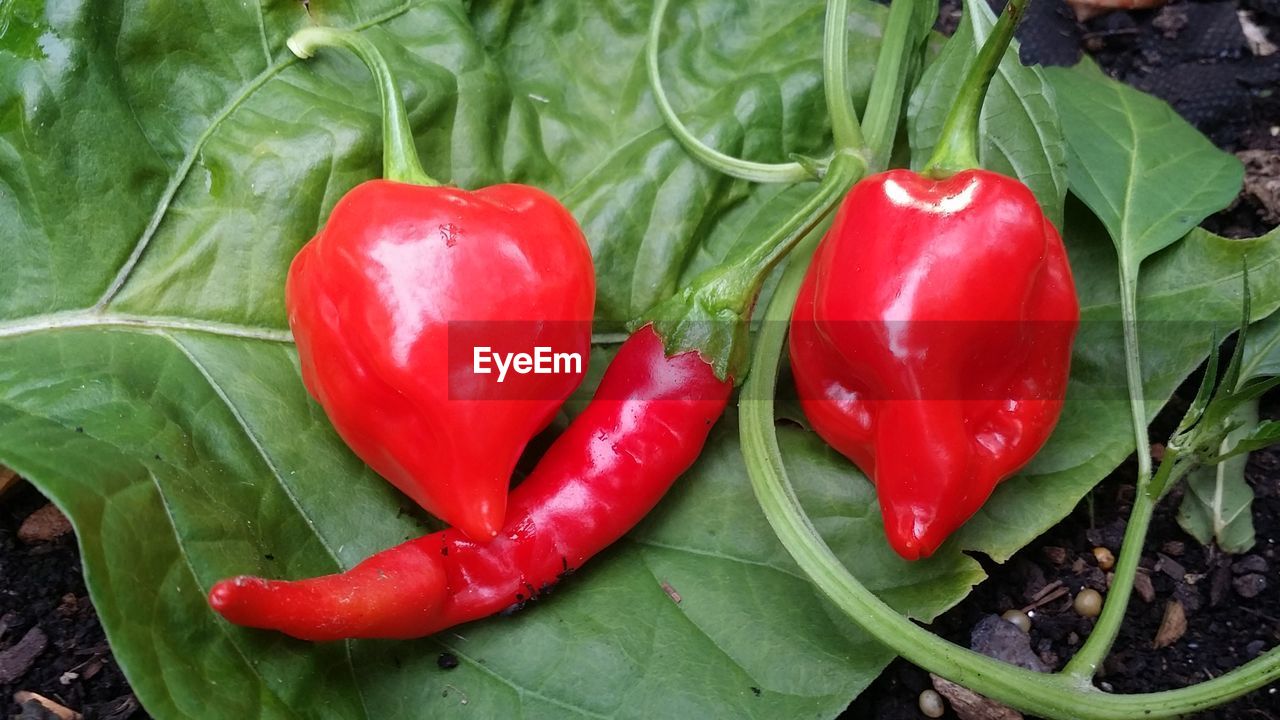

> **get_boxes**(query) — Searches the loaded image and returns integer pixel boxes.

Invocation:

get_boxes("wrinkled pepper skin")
[210,325,732,640]
[288,180,595,541]
[789,169,1079,560]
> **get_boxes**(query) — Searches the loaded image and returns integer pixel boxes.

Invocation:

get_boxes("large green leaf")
[1045,59,1244,270]
[2,0,1276,718]
[1042,57,1253,556]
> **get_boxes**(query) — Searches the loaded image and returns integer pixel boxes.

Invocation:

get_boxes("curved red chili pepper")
[209,324,731,640]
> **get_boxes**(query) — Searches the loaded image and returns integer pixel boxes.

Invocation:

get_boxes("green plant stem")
[1064,271,1150,678]
[1064,480,1153,678]
[861,0,929,169]
[739,253,1280,719]
[922,0,1027,177]
[646,0,812,183]
[641,150,866,379]
[720,152,865,307]
[288,27,437,186]
[823,0,865,153]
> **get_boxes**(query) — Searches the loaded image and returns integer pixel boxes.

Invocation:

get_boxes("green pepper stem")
[646,0,813,183]
[640,150,865,380]
[922,0,1028,177]
[738,246,1280,719]
[823,0,865,153]
[288,26,438,186]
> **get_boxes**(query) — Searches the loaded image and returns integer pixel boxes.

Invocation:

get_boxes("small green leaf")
[1219,267,1253,395]
[1224,375,1280,410]
[1210,420,1280,462]
[1044,59,1243,270]
[1174,273,1280,553]
[1178,401,1260,554]
[1176,330,1219,436]
[1241,312,1280,380]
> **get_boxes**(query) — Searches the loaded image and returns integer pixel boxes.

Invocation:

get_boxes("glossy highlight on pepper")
[789,168,1079,559]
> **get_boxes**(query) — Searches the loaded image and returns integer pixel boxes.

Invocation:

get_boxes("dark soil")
[0,486,141,719]
[2,2,1279,719]
[848,436,1280,720]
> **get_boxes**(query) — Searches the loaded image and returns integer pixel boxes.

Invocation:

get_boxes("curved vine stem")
[860,0,932,170]
[823,0,865,153]
[646,0,814,183]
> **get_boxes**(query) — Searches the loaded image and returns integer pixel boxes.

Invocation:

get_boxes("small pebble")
[1134,571,1156,603]
[17,504,73,544]
[1246,639,1268,659]
[918,689,946,718]
[971,615,1050,671]
[1233,574,1267,599]
[1155,554,1185,580]
[1074,589,1103,618]
[1232,555,1268,575]
[55,594,79,617]
[1002,609,1032,633]
[1173,582,1202,613]
[1092,547,1115,571]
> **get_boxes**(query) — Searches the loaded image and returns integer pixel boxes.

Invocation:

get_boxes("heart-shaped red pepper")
[288,179,594,540]
[789,169,1078,559]
[281,27,595,541]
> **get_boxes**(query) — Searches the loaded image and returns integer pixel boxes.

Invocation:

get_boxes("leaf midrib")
[0,310,292,343]
[5,3,417,343]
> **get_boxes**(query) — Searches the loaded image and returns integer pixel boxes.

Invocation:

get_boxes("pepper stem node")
[639,151,866,381]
